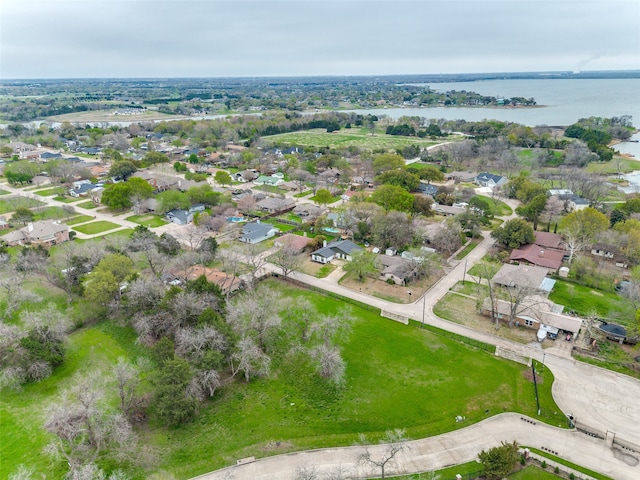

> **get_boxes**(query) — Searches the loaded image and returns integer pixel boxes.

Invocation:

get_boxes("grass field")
[0,196,45,214]
[0,279,565,479]
[264,128,440,151]
[72,220,121,235]
[76,200,99,209]
[548,280,635,327]
[64,215,95,226]
[586,156,640,175]
[0,189,10,195]
[34,187,65,197]
[125,214,169,228]
[525,447,615,480]
[509,466,560,479]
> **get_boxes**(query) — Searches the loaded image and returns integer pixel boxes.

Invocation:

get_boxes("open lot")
[264,128,440,151]
[0,279,564,479]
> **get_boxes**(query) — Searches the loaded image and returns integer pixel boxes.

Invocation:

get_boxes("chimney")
[323,240,327,247]
[539,250,545,257]
[27,222,33,232]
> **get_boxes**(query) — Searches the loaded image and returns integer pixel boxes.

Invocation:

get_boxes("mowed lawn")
[0,280,564,478]
[61,214,94,226]
[125,214,169,228]
[264,128,439,150]
[72,220,121,235]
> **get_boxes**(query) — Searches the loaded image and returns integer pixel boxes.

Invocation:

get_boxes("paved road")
[194,413,638,480]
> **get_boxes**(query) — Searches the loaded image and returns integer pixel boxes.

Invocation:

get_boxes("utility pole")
[422,293,426,328]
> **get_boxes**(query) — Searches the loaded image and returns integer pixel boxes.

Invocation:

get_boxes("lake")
[345,78,640,127]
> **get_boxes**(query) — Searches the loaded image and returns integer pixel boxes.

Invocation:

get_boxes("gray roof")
[241,222,278,240]
[311,246,335,258]
[167,209,191,223]
[492,264,549,290]
[327,239,361,256]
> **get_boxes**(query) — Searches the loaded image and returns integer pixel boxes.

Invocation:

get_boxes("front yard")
[72,220,122,235]
[125,214,169,228]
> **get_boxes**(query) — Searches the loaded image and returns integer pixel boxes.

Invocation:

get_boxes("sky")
[1,0,639,79]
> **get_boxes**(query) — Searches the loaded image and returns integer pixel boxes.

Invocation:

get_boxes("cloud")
[1,0,639,78]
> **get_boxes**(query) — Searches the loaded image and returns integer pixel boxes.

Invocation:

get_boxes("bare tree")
[123,277,165,314]
[237,243,270,287]
[227,286,282,351]
[0,257,40,321]
[113,358,143,422]
[357,429,410,479]
[44,380,134,474]
[230,335,271,382]
[501,283,541,328]
[271,241,303,279]
[295,465,319,480]
[310,343,346,385]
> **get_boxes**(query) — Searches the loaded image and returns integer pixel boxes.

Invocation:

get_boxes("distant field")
[72,220,120,235]
[46,109,180,123]
[264,128,441,151]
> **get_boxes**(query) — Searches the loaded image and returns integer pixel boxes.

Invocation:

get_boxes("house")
[481,296,583,337]
[238,221,279,244]
[40,151,63,161]
[445,171,478,183]
[181,265,244,295]
[590,243,627,267]
[278,181,301,192]
[532,231,565,250]
[166,209,193,225]
[256,197,296,214]
[254,175,283,186]
[1,221,69,247]
[434,204,466,217]
[274,233,313,253]
[165,204,205,225]
[417,182,439,196]
[69,182,104,197]
[475,172,508,189]
[557,193,589,212]
[293,204,329,222]
[509,244,565,272]
[378,255,415,285]
[492,264,555,295]
[311,239,361,264]
[140,198,158,213]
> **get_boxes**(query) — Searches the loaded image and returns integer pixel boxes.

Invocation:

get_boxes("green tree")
[314,188,334,207]
[12,206,35,225]
[108,160,137,180]
[144,151,170,164]
[369,185,414,212]
[491,218,535,248]
[152,357,198,426]
[559,207,609,263]
[101,183,132,210]
[343,250,378,282]
[157,190,190,214]
[515,193,547,230]
[187,184,222,207]
[214,170,232,186]
[478,441,520,480]
[408,165,444,183]
[126,176,154,214]
[4,160,39,184]
[412,194,434,217]
[84,253,134,306]
[375,169,420,191]
[372,153,405,174]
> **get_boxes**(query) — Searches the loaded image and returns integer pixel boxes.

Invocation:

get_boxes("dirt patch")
[590,290,604,296]
[261,440,293,452]
[522,369,544,384]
